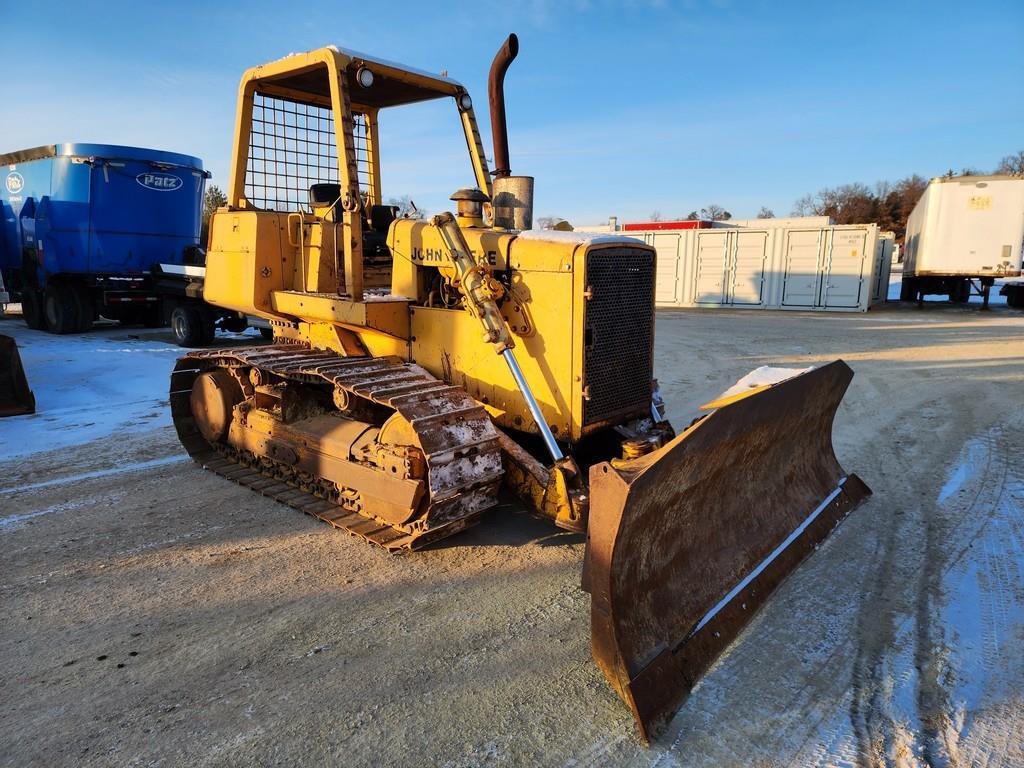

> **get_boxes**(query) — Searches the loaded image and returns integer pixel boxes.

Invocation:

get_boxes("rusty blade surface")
[583,360,871,743]
[0,335,35,416]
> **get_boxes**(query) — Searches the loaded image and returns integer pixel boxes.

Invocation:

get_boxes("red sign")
[622,220,712,232]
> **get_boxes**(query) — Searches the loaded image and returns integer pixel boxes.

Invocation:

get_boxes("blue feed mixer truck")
[1,143,257,344]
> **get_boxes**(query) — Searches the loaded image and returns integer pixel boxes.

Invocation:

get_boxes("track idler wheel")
[191,369,244,443]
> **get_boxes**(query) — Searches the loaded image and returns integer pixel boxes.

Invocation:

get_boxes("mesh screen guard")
[245,93,370,211]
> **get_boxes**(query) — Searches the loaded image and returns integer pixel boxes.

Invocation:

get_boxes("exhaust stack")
[488,33,534,231]
[488,33,518,179]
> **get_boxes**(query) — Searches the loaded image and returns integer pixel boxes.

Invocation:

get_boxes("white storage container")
[622,223,881,312]
[903,175,1024,278]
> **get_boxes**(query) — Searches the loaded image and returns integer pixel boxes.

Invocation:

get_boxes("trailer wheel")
[951,279,970,303]
[899,277,916,302]
[44,284,80,334]
[22,290,48,330]
[171,306,216,347]
[221,314,248,333]
[72,286,95,332]
[1006,290,1024,309]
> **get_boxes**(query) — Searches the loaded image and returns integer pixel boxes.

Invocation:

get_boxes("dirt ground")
[2,304,1023,768]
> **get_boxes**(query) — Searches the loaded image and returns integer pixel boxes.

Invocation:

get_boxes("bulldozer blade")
[583,360,870,742]
[0,335,35,417]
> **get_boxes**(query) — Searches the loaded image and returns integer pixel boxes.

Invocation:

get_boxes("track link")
[170,344,504,551]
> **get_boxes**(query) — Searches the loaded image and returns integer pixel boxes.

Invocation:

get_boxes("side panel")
[871,236,894,304]
[29,159,92,277]
[781,229,823,307]
[410,283,576,439]
[87,158,204,273]
[693,231,728,304]
[2,158,60,271]
[204,210,294,319]
[822,228,868,309]
[650,233,682,305]
[728,230,768,305]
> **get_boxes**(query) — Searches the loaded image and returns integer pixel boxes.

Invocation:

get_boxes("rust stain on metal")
[583,360,871,742]
[170,344,503,551]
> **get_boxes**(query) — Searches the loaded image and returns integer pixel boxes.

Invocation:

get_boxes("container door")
[728,230,768,305]
[651,233,682,305]
[823,229,867,309]
[693,231,728,304]
[781,230,823,307]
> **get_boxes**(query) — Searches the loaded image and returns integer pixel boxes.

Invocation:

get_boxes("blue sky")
[2,0,1022,224]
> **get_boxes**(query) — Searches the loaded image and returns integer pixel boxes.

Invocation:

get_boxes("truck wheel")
[200,310,217,345]
[44,284,80,334]
[1007,290,1024,309]
[72,286,95,332]
[22,290,48,330]
[171,306,216,347]
[951,280,970,303]
[221,314,248,334]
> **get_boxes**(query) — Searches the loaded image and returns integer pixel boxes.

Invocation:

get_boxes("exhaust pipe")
[488,33,519,179]
[488,33,534,231]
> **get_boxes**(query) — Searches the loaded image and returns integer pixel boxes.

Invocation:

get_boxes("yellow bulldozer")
[171,36,870,741]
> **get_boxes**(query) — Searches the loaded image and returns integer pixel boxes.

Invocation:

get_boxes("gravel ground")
[1,303,1022,767]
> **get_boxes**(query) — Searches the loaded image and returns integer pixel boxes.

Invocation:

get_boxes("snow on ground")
[761,424,1024,767]
[0,317,261,461]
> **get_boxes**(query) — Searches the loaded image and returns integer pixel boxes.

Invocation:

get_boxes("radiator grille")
[583,247,655,427]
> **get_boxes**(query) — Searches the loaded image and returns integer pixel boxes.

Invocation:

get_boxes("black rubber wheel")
[221,314,248,334]
[171,306,216,347]
[22,290,47,330]
[259,327,274,340]
[71,286,95,332]
[44,284,80,334]
[1007,291,1024,309]
[951,280,970,303]
[899,277,916,302]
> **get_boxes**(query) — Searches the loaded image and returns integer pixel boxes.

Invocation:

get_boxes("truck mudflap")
[583,360,870,742]
[0,335,36,416]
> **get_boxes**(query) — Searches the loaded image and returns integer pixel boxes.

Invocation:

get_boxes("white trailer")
[900,175,1024,305]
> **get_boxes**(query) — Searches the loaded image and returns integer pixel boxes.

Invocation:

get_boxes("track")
[169,343,504,551]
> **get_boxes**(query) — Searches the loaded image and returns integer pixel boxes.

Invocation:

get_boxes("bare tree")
[792,175,926,241]
[648,211,663,222]
[387,195,426,219]
[686,204,732,221]
[995,150,1024,174]
[790,183,875,224]
[536,215,565,230]
[791,193,815,217]
[756,206,775,219]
